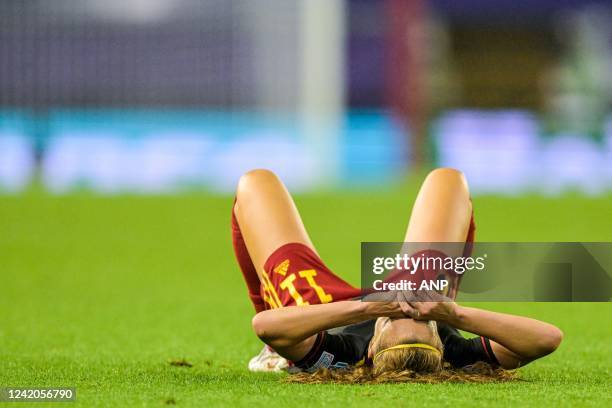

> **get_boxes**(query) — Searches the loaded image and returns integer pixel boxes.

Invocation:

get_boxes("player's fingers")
[413,290,430,302]
[406,301,425,319]
[362,290,395,302]
[416,289,435,302]
[395,292,416,317]
[398,301,416,317]
[400,290,418,304]
[417,289,450,303]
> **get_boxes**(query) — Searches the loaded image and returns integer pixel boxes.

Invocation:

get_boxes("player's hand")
[361,290,419,319]
[397,290,457,322]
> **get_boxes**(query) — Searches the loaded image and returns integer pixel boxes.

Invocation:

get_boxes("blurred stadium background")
[1,0,611,195]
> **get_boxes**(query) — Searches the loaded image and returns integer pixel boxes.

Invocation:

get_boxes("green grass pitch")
[1,187,611,406]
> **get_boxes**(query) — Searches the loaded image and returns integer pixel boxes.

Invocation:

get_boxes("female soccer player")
[231,168,563,378]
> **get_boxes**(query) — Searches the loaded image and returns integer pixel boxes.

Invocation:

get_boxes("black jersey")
[293,320,499,372]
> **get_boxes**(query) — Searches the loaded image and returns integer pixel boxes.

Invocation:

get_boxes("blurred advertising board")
[1,109,611,194]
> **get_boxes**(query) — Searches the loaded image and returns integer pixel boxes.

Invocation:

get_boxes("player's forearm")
[448,305,563,361]
[251,300,398,348]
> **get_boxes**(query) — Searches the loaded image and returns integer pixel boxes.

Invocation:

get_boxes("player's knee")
[426,167,465,182]
[539,326,564,355]
[236,169,279,199]
[425,168,468,191]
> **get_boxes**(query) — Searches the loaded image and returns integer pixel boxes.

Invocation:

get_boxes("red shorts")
[253,212,475,309]
[260,243,361,309]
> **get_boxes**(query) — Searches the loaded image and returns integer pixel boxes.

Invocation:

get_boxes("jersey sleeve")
[437,322,500,368]
[294,331,369,372]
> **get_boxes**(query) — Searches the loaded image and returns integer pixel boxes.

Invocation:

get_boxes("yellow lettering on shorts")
[280,273,309,306]
[273,259,290,276]
[260,272,282,309]
[299,269,333,303]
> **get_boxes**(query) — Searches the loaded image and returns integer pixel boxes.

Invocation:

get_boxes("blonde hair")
[286,320,516,384]
[285,362,516,384]
[370,320,443,375]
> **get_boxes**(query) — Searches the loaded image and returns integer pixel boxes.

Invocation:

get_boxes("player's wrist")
[363,300,400,318]
[446,304,467,327]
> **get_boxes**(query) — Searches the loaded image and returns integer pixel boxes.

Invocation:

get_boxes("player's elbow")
[251,312,294,349]
[251,312,279,343]
[251,312,271,340]
[532,326,564,358]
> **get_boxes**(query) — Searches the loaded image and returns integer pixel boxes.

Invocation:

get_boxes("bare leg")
[405,168,472,243]
[234,169,317,277]
[403,168,473,298]
[234,170,319,371]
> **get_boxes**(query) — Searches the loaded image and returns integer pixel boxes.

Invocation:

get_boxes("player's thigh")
[404,168,472,245]
[234,169,317,272]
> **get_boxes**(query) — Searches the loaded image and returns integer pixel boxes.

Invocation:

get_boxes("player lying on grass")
[231,168,563,380]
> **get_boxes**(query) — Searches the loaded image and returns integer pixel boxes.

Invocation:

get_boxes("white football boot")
[248,345,297,372]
